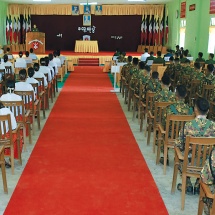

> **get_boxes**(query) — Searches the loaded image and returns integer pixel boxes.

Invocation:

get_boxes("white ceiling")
[2,0,172,5]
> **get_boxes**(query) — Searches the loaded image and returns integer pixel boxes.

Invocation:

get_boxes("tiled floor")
[0,89,199,215]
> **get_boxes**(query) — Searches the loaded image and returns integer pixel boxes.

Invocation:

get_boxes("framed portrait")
[72,5,79,15]
[84,5,91,14]
[83,15,91,26]
[95,5,102,15]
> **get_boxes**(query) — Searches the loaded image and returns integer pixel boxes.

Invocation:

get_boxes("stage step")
[78,58,99,66]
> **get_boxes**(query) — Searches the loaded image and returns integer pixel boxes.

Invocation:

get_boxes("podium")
[26,32,45,54]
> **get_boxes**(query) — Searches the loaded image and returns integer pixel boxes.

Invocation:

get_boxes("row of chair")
[120,65,215,213]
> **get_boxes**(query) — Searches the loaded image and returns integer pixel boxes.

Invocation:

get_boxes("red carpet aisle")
[4,66,168,215]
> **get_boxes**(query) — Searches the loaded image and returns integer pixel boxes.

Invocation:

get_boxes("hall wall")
[167,0,213,59]
[0,2,8,47]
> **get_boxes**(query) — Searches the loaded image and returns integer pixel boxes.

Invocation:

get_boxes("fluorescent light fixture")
[80,2,97,5]
[33,0,51,1]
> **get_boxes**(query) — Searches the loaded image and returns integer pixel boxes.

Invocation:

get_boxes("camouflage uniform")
[145,79,162,93]
[193,70,204,81]
[154,88,176,102]
[205,59,215,64]
[178,65,194,87]
[130,67,139,88]
[160,100,193,152]
[117,56,127,63]
[176,117,215,154]
[173,64,184,83]
[201,148,215,215]
[200,74,215,101]
[164,64,174,79]
[122,62,133,84]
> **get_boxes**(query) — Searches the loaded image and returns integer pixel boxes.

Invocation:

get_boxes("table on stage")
[74,40,99,53]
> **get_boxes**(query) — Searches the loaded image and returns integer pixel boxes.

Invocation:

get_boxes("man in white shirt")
[57,49,66,65]
[16,51,27,64]
[24,51,33,64]
[1,55,15,75]
[33,63,48,87]
[48,53,58,75]
[140,48,150,62]
[53,51,61,67]
[39,58,52,82]
[29,48,37,60]
[0,79,22,102]
[45,57,55,79]
[15,69,36,102]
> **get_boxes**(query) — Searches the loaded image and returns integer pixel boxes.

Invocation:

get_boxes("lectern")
[26,32,45,54]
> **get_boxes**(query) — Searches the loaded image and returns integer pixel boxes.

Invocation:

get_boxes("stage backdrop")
[31,15,141,52]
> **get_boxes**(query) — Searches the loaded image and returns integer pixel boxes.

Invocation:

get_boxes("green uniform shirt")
[153,57,165,64]
[205,59,215,64]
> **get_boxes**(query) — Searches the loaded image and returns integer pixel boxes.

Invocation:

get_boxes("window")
[208,17,215,53]
[179,20,186,48]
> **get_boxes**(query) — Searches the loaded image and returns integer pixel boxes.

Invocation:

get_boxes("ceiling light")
[80,2,98,5]
[33,0,51,1]
[128,0,146,1]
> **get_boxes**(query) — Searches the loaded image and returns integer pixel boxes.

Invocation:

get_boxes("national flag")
[148,15,153,45]
[141,14,145,44]
[6,14,9,44]
[22,11,26,43]
[144,15,148,45]
[159,16,164,45]
[153,14,156,45]
[13,16,18,43]
[9,15,13,44]
[28,14,31,32]
[155,16,159,45]
[17,16,21,44]
[165,10,169,44]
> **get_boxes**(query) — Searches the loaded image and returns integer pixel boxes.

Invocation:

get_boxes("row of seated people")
[120,56,215,214]
[0,66,59,180]
[0,54,58,83]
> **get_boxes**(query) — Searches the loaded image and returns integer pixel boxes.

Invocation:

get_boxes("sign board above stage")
[26,32,45,54]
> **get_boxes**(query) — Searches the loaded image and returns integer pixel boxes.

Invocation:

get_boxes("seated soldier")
[193,62,204,80]
[154,74,176,102]
[153,51,165,64]
[159,85,193,165]
[117,52,127,63]
[195,52,205,63]
[201,145,215,215]
[0,101,23,167]
[176,98,215,195]
[129,57,139,76]
[205,53,215,65]
[146,51,155,63]
[121,56,133,83]
[180,49,188,63]
[145,71,162,93]
[178,59,194,85]
[113,49,120,57]
[136,63,150,95]
[164,56,174,78]
[33,63,48,87]
[200,64,215,101]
